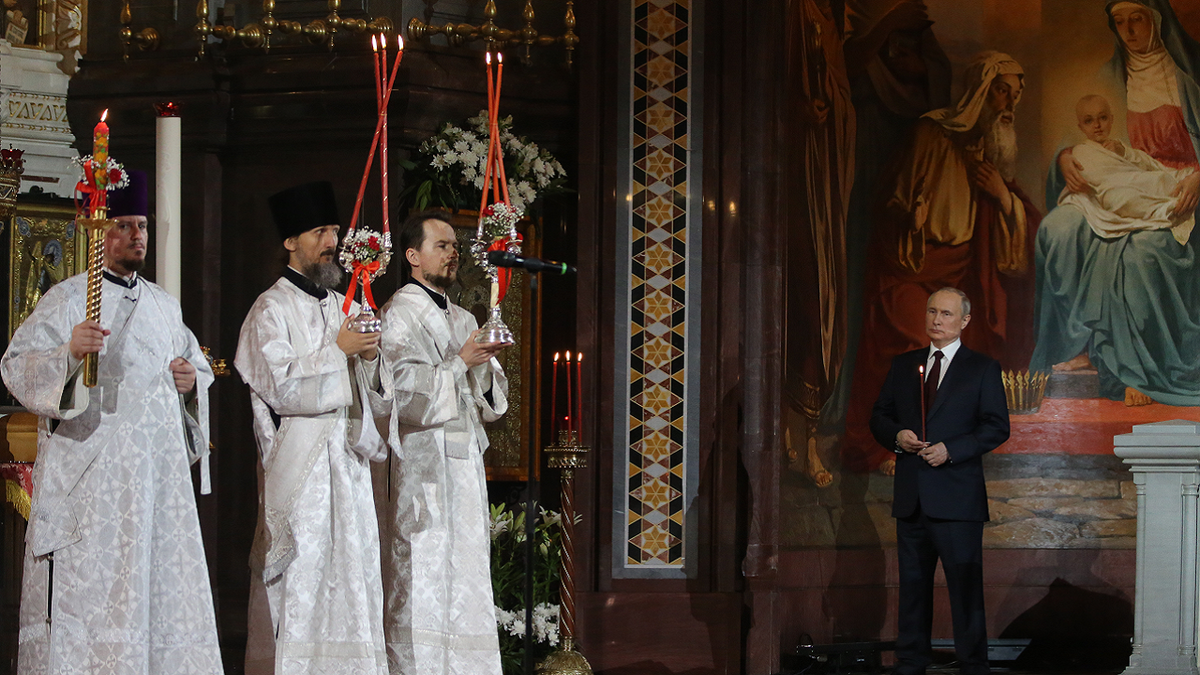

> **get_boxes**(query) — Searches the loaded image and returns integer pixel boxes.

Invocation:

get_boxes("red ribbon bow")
[74,160,107,217]
[342,260,382,315]
[487,233,524,304]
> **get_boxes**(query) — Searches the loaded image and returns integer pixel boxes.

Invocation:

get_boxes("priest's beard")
[112,256,146,274]
[304,259,344,290]
[981,107,1019,182]
[423,272,455,290]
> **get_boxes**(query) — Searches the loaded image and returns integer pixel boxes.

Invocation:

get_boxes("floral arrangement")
[479,202,524,240]
[400,112,568,215]
[473,203,525,294]
[338,228,392,281]
[72,155,130,192]
[490,502,568,674]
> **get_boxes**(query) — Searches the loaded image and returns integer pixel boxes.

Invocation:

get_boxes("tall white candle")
[155,104,182,300]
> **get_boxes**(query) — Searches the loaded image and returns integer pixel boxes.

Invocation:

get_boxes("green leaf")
[415,181,433,211]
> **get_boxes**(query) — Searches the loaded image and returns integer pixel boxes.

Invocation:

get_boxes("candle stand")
[538,430,592,675]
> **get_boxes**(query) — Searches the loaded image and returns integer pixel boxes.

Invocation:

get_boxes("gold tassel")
[5,479,30,521]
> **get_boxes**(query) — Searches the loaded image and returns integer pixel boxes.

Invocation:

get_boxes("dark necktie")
[925,350,944,411]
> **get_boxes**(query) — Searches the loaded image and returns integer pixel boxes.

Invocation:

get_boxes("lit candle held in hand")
[918,364,926,443]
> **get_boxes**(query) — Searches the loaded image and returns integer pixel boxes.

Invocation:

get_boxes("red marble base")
[1003,398,1200,455]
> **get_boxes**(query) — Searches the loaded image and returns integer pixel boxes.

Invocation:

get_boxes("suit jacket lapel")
[927,346,970,421]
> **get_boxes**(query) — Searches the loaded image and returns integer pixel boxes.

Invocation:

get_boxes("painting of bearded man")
[841,50,1042,475]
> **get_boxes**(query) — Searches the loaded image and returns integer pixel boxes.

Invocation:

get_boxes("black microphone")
[486,250,577,275]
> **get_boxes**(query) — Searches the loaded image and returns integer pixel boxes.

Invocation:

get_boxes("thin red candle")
[372,35,382,111]
[480,52,495,215]
[350,35,405,232]
[918,364,926,443]
[576,352,583,441]
[551,352,560,439]
[495,53,510,204]
[486,80,501,208]
[485,53,503,207]
[380,34,390,236]
[384,35,403,235]
[565,351,574,436]
[351,37,382,230]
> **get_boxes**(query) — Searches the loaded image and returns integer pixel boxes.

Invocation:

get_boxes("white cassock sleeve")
[234,297,354,417]
[347,353,390,462]
[1,283,90,420]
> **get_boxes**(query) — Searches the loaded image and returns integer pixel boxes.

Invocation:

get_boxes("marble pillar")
[0,39,78,198]
[1115,420,1200,675]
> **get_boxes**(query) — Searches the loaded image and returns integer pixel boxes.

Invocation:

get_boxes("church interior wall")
[0,1,578,666]
[3,0,1198,672]
[778,0,1200,672]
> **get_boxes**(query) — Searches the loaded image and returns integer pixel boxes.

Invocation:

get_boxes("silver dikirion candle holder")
[339,229,391,333]
[473,203,522,344]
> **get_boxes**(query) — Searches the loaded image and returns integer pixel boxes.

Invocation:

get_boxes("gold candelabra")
[539,430,592,675]
[407,0,578,65]
[121,0,394,58]
[119,0,160,60]
[120,0,578,62]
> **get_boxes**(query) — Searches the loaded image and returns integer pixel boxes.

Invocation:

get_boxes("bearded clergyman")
[841,51,1042,476]
[1,171,223,674]
[236,181,391,675]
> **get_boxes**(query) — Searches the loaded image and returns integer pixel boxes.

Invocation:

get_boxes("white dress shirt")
[925,338,962,389]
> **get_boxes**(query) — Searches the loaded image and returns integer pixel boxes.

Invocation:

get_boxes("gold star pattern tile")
[624,0,690,571]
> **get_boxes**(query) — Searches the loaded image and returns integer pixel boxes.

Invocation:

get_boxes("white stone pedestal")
[1115,420,1200,675]
[0,39,78,198]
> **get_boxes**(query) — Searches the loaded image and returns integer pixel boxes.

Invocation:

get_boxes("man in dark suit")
[870,287,1010,675]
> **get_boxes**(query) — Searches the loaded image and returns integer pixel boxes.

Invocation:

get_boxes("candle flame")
[497,52,504,64]
[554,352,559,361]
[371,34,377,50]
[919,365,924,375]
[397,35,404,50]
[100,109,109,122]
[486,52,492,64]
[566,350,572,362]
[578,352,583,362]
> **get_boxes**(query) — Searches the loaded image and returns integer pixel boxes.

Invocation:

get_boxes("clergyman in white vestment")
[376,211,510,675]
[236,181,390,675]
[0,172,223,675]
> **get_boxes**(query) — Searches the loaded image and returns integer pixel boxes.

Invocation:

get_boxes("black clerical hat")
[268,181,340,240]
[108,169,148,218]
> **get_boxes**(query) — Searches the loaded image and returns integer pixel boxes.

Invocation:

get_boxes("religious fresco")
[783,0,1200,550]
[7,200,86,340]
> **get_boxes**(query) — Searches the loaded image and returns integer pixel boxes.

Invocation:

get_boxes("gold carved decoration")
[3,0,85,61]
